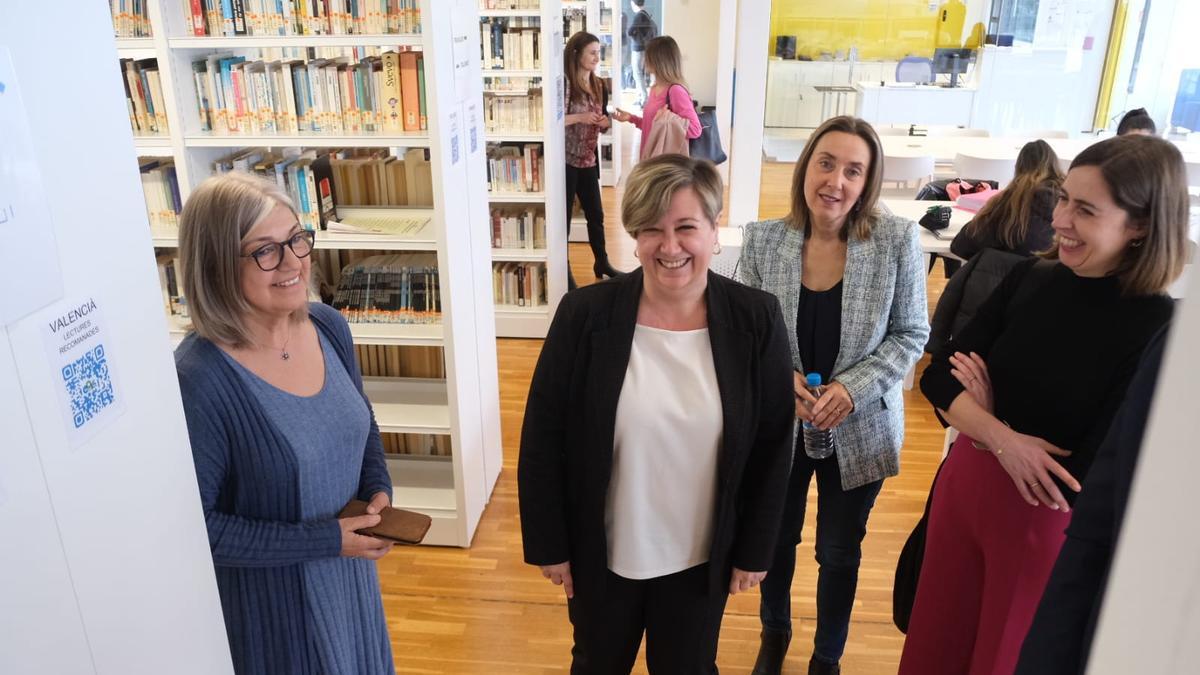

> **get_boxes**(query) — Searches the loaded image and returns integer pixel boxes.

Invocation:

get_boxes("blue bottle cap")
[806,373,823,387]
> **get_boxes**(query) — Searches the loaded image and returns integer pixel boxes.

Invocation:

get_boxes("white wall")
[1088,266,1200,672]
[662,0,720,106]
[0,3,232,673]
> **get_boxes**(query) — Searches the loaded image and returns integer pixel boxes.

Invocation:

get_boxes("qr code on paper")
[61,344,115,429]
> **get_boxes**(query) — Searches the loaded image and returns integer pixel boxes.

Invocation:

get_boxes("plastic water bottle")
[803,373,836,460]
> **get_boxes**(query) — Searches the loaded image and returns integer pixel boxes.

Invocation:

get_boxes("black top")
[797,280,842,384]
[518,269,795,595]
[627,9,657,51]
[950,185,1058,260]
[1015,325,1169,675]
[921,259,1173,501]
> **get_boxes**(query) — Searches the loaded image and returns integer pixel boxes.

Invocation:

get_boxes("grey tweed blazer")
[738,212,930,489]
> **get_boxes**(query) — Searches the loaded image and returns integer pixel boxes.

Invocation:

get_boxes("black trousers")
[565,163,609,270]
[567,563,727,675]
[759,443,883,663]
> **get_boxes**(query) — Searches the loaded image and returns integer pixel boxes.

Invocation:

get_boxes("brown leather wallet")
[338,499,432,545]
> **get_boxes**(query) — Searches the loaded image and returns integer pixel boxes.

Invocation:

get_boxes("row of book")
[140,160,183,227]
[156,255,188,318]
[493,262,547,308]
[481,18,542,71]
[382,432,451,457]
[482,89,543,133]
[479,1,539,9]
[491,207,546,250]
[191,49,427,136]
[184,0,422,36]
[563,8,585,37]
[332,148,433,206]
[122,59,170,136]
[331,253,442,323]
[211,148,335,231]
[486,142,543,193]
[354,344,445,379]
[111,0,152,37]
[482,75,539,94]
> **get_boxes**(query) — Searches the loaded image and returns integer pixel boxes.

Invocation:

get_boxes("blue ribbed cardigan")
[175,303,394,673]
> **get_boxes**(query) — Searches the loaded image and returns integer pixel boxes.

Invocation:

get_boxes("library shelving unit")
[115,0,503,548]
[480,0,567,338]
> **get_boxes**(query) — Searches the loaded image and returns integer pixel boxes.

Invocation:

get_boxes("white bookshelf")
[480,0,567,338]
[121,0,503,548]
[593,0,623,187]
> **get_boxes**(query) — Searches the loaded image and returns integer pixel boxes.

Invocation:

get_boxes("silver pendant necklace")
[277,323,293,361]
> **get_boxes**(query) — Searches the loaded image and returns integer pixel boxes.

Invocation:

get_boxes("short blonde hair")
[1045,134,1188,295]
[621,154,722,237]
[787,116,883,241]
[178,172,301,347]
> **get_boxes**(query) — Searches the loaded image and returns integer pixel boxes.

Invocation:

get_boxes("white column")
[726,0,770,226]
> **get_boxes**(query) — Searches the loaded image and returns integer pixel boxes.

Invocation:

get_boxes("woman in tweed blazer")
[738,116,929,675]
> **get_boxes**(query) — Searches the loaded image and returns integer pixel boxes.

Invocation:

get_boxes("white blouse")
[605,324,724,580]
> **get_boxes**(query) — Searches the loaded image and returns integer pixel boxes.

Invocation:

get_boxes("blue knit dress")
[175,303,395,674]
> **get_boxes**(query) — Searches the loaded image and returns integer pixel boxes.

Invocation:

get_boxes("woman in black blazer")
[518,154,795,674]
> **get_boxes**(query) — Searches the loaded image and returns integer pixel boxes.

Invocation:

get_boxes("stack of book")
[331,253,441,324]
[480,17,541,71]
[155,254,187,318]
[122,59,169,136]
[111,0,152,37]
[354,344,444,378]
[490,207,546,250]
[191,49,427,136]
[382,433,451,456]
[210,148,337,231]
[482,88,543,133]
[563,7,585,37]
[140,160,182,227]
[486,143,543,192]
[331,147,433,206]
[184,0,422,36]
[492,262,547,307]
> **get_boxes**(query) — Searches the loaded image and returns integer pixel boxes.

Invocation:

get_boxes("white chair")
[1027,129,1070,139]
[876,125,913,136]
[882,154,935,190]
[928,126,991,138]
[1185,160,1200,189]
[954,152,1017,187]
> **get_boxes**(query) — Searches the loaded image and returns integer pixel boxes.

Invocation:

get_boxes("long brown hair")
[643,35,689,92]
[564,31,603,108]
[1045,135,1188,296]
[965,140,1063,250]
[786,116,883,241]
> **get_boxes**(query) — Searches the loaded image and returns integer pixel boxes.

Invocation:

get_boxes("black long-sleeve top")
[921,259,1173,501]
[950,185,1058,260]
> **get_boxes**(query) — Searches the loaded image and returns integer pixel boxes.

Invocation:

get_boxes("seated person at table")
[1117,108,1156,136]
[950,140,1062,261]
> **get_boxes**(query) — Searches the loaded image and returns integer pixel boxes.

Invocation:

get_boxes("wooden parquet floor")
[376,159,948,674]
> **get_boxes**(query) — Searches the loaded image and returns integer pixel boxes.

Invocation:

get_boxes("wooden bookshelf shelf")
[491,248,549,262]
[385,456,459,545]
[487,191,545,202]
[362,377,450,434]
[184,132,431,148]
[115,38,157,60]
[348,322,444,346]
[167,35,422,49]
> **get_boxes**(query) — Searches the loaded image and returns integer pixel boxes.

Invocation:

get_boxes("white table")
[855,82,977,128]
[881,135,1200,166]
[880,199,974,260]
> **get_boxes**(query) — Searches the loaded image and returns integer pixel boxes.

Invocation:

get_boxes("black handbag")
[893,460,943,633]
[665,87,727,165]
[918,205,952,233]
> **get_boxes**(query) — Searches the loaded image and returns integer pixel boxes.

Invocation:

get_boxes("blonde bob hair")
[1045,134,1188,296]
[787,116,884,241]
[178,172,302,348]
[621,154,722,237]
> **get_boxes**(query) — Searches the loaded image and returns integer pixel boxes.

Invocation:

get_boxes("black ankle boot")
[750,628,791,675]
[807,657,840,675]
[592,259,621,279]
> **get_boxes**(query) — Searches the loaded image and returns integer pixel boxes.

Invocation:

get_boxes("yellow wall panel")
[770,0,961,61]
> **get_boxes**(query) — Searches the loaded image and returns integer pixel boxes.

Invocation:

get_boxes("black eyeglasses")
[242,230,316,272]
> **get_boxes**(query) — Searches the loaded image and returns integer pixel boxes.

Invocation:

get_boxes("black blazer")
[518,269,794,596]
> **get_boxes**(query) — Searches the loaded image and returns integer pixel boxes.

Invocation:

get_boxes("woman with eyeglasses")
[174,172,395,674]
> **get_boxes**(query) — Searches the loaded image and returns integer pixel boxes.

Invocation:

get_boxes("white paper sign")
[41,297,126,448]
[448,110,461,165]
[0,47,64,326]
[467,103,480,155]
[451,0,476,102]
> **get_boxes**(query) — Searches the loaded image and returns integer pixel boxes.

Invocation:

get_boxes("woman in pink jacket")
[613,36,701,159]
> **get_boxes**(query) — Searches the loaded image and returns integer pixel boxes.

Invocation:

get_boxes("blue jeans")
[759,438,883,664]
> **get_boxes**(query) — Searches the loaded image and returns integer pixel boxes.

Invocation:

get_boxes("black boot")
[750,628,791,675]
[592,258,621,279]
[807,657,840,675]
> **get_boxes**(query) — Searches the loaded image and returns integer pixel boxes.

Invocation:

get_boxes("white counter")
[855,82,977,128]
